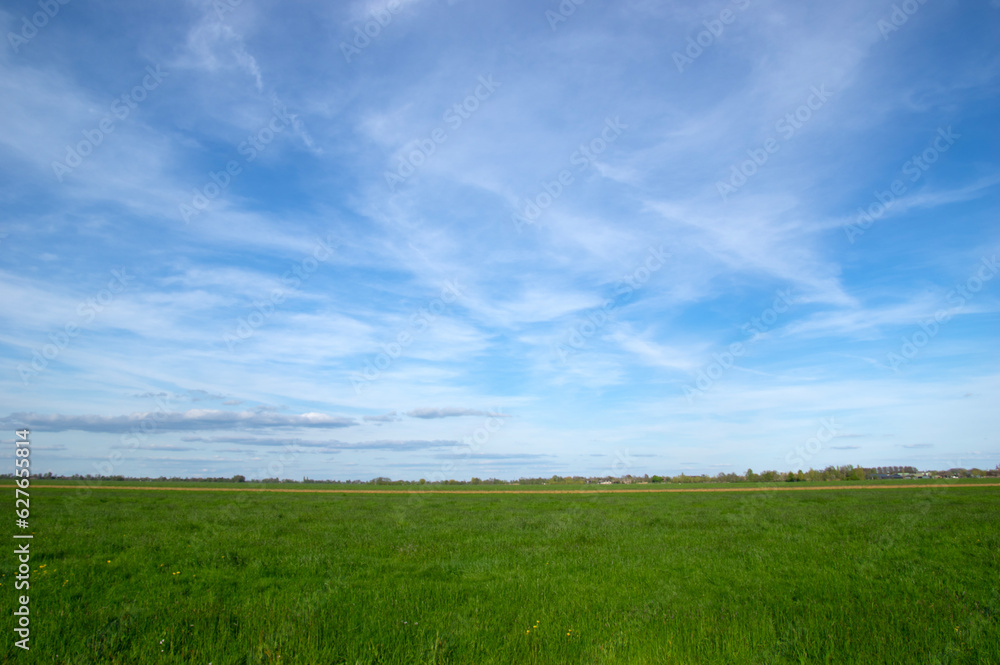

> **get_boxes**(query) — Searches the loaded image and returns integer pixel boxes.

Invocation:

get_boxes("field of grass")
[2,484,998,664]
[23,476,1000,491]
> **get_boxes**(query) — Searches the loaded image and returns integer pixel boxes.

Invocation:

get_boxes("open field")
[18,477,1000,492]
[3,485,998,664]
[9,481,1000,496]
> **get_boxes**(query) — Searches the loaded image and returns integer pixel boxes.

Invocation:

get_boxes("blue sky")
[1,0,998,480]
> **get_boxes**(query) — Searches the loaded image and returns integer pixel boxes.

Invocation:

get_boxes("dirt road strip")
[12,483,1000,494]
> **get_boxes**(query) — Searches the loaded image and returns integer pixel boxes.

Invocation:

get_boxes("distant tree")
[821,465,842,481]
[650,475,663,483]
[232,474,246,483]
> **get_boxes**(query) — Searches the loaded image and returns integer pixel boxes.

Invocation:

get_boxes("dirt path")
[19,483,1000,494]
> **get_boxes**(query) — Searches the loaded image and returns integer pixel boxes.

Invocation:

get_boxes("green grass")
[2,485,998,663]
[22,476,1000,490]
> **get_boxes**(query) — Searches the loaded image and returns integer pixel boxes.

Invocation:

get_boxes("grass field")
[20,476,1000,491]
[3,484,998,664]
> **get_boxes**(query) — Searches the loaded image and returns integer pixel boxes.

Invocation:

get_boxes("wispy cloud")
[0,0,997,479]
[404,407,507,419]
[363,412,400,423]
[0,410,358,433]
[179,435,459,452]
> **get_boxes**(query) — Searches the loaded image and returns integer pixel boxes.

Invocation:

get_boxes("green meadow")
[2,484,998,664]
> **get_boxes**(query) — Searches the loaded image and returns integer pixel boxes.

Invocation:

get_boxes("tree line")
[9,464,998,484]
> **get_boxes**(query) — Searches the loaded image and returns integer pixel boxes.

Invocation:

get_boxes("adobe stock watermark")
[434,411,509,481]
[716,85,832,201]
[51,65,168,182]
[608,448,634,477]
[384,74,501,192]
[546,0,587,31]
[843,126,958,243]
[340,0,407,63]
[683,289,794,404]
[739,289,796,341]
[194,436,311,520]
[883,254,998,372]
[88,393,177,482]
[785,418,842,468]
[856,453,967,579]
[255,439,307,479]
[555,246,670,364]
[512,117,628,233]
[212,0,247,21]
[673,0,751,73]
[17,268,133,384]
[392,410,509,525]
[877,0,930,41]
[7,0,71,53]
[222,234,338,351]
[179,105,296,224]
[351,280,463,395]
[548,447,632,536]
